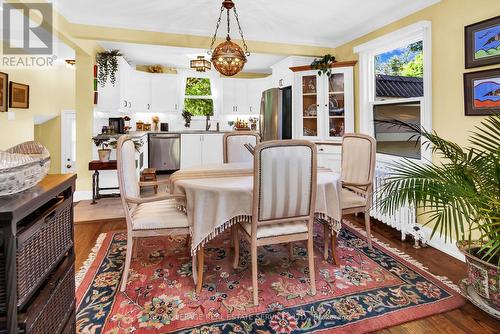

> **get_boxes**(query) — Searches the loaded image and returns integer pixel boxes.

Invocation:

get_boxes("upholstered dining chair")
[223,131,261,163]
[232,140,317,305]
[116,135,190,292]
[324,133,376,262]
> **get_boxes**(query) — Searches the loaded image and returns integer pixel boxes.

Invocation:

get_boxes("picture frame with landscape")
[465,15,500,68]
[9,82,29,109]
[0,72,8,112]
[463,68,500,116]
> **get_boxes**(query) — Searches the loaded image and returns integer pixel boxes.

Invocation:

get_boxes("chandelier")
[208,0,250,76]
[190,56,211,72]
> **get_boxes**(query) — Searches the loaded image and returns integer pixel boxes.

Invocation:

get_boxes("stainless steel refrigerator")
[259,86,293,141]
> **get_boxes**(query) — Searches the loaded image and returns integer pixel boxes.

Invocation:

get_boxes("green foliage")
[377,115,500,265]
[96,50,121,87]
[184,98,214,116]
[375,41,423,78]
[400,53,423,77]
[185,77,211,96]
[310,54,336,77]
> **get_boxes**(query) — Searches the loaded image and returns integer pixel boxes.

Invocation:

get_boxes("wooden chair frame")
[222,131,261,163]
[324,133,376,263]
[232,140,317,305]
[116,135,190,292]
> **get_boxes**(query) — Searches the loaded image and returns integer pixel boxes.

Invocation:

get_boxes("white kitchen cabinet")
[222,78,266,115]
[151,74,180,113]
[180,133,223,169]
[294,66,354,142]
[131,70,152,112]
[317,144,342,173]
[180,134,203,168]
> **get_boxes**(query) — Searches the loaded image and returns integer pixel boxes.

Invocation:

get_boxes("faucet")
[205,115,211,131]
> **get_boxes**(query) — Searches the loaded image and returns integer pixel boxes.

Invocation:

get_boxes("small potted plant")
[93,138,111,162]
[310,54,336,77]
[96,49,121,87]
[377,115,499,318]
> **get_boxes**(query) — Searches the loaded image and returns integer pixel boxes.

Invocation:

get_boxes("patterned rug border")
[75,232,107,289]
[340,219,463,295]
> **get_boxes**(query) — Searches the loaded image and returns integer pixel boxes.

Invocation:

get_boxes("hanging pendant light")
[190,56,211,72]
[208,0,250,76]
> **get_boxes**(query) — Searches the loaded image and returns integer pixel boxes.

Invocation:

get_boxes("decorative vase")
[0,141,51,196]
[457,241,499,319]
[98,149,111,162]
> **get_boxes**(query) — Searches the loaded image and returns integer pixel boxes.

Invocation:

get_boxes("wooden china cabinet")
[291,61,356,142]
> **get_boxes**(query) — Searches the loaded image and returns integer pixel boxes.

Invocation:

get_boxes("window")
[184,77,214,116]
[354,21,431,161]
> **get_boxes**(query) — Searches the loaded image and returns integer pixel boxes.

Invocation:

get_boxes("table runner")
[170,164,342,256]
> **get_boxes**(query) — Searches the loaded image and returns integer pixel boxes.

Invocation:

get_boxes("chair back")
[341,133,376,192]
[116,135,140,231]
[223,131,260,163]
[253,140,317,226]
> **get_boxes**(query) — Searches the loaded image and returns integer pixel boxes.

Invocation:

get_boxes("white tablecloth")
[171,164,342,256]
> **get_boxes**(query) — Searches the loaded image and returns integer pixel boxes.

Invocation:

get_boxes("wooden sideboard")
[0,174,77,334]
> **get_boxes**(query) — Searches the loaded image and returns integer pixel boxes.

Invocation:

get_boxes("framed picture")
[465,15,500,68]
[0,72,7,112]
[9,82,29,109]
[464,68,500,116]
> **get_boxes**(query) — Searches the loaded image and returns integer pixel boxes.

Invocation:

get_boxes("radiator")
[370,164,418,241]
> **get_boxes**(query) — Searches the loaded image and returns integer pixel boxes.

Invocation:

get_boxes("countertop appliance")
[108,117,125,134]
[148,133,180,172]
[260,86,293,141]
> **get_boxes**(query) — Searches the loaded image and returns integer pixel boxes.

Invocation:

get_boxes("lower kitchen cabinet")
[180,133,224,169]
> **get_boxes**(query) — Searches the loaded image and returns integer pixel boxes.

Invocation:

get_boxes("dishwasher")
[148,133,181,172]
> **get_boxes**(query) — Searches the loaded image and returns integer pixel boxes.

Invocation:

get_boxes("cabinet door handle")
[250,106,252,112]
[147,103,150,110]
[319,148,324,152]
[123,100,127,107]
[175,104,178,110]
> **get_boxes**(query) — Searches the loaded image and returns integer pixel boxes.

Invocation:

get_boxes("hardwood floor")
[74,214,500,333]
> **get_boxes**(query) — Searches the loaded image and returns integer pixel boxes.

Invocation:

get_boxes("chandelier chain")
[208,5,225,54]
[233,5,250,56]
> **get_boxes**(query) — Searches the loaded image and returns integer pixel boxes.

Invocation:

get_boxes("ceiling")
[99,41,286,73]
[55,0,439,47]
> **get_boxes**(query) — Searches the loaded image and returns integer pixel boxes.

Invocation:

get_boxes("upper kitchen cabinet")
[293,64,354,141]
[151,74,181,113]
[97,56,153,113]
[222,78,267,115]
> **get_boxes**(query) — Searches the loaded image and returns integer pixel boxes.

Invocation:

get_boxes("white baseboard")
[73,190,92,202]
[420,225,465,262]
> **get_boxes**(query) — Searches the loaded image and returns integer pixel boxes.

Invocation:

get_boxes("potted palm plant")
[377,115,499,318]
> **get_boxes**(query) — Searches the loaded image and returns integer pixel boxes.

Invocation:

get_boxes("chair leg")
[120,236,133,292]
[323,224,329,260]
[230,225,235,249]
[365,212,373,249]
[251,240,259,306]
[132,238,139,259]
[196,247,204,294]
[307,233,316,296]
[232,226,240,269]
[331,232,340,265]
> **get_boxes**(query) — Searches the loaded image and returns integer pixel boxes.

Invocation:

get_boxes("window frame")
[354,21,432,163]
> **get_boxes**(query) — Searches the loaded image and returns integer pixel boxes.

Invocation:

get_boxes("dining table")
[169,162,342,293]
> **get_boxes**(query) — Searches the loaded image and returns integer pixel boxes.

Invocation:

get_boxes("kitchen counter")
[94,130,234,140]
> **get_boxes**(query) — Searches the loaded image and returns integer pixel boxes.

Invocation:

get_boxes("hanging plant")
[310,54,336,77]
[96,49,122,87]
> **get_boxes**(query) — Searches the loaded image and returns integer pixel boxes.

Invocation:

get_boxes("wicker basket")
[0,141,50,196]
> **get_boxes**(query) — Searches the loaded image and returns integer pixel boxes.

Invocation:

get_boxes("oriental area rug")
[75,221,464,334]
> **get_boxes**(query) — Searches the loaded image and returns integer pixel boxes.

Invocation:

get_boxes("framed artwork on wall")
[465,15,500,68]
[9,82,30,109]
[464,68,500,116]
[0,72,8,112]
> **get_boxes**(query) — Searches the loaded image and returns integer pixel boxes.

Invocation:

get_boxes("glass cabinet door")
[327,73,345,138]
[301,75,318,137]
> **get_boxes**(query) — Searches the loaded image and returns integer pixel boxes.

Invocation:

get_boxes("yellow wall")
[0,64,75,173]
[333,0,500,148]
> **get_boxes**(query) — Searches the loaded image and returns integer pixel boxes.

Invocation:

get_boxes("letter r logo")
[2,2,53,55]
